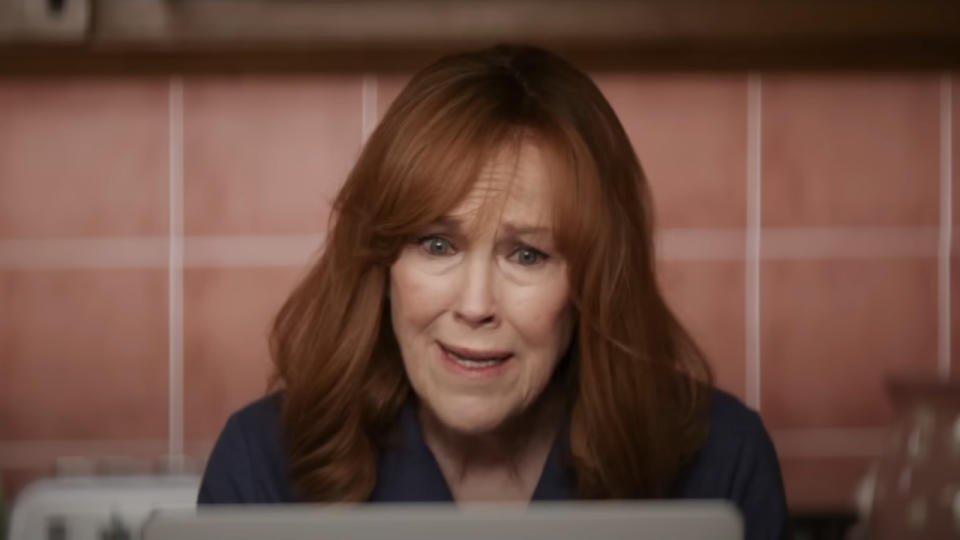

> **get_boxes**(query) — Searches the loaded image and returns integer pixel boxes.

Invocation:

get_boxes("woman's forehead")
[442,140,560,233]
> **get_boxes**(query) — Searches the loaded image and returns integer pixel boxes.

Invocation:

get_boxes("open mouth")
[439,342,513,370]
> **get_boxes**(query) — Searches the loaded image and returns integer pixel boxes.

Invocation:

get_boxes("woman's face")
[389,140,574,436]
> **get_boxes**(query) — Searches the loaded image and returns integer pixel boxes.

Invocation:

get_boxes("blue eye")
[511,246,547,266]
[419,236,455,256]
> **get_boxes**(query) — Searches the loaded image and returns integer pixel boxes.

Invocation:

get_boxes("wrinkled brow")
[430,216,552,238]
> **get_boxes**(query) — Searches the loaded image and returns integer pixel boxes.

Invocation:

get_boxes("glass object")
[868,375,960,539]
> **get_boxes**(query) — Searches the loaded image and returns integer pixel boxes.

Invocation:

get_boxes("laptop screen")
[143,500,743,540]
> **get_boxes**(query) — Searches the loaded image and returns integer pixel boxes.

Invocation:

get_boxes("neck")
[418,384,565,501]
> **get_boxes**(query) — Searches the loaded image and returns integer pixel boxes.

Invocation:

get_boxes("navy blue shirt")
[198,390,789,540]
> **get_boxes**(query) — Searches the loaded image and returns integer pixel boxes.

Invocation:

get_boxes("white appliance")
[8,475,199,540]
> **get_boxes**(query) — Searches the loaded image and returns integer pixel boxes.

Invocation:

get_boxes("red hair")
[270,44,714,501]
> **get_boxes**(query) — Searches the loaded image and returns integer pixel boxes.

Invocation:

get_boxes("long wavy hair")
[270,44,714,502]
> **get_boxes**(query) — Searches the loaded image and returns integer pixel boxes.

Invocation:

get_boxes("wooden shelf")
[1,0,959,74]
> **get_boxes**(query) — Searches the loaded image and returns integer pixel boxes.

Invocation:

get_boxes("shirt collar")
[370,401,576,502]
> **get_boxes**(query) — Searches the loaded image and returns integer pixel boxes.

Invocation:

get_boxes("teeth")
[447,350,506,368]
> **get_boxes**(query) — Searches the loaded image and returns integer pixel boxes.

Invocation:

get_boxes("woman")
[199,44,789,540]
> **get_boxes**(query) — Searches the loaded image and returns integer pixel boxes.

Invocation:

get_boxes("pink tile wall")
[183,266,304,442]
[598,74,748,228]
[180,75,363,451]
[761,259,938,429]
[1,71,955,515]
[0,269,168,440]
[758,74,945,508]
[183,77,362,235]
[658,261,747,399]
[0,80,169,238]
[761,75,940,227]
[1,79,172,497]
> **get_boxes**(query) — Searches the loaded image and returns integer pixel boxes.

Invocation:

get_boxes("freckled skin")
[389,141,574,438]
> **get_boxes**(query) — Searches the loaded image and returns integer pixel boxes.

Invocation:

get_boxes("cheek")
[390,263,428,379]
[389,256,452,346]
[504,277,573,359]
[391,261,431,320]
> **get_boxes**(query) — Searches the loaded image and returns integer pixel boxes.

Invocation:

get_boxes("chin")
[429,396,510,435]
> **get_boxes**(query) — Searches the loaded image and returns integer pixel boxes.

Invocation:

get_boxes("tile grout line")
[361,74,378,146]
[168,77,185,462]
[0,227,944,269]
[0,439,171,469]
[746,74,762,411]
[940,74,953,380]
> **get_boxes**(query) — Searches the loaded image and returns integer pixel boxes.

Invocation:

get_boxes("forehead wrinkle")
[442,176,513,240]
[437,137,560,241]
[499,222,551,236]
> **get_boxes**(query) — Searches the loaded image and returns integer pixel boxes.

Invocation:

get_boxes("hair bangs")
[344,88,531,265]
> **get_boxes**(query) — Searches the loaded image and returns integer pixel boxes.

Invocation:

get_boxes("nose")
[453,256,498,328]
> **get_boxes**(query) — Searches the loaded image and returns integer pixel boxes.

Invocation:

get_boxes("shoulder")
[228,393,284,436]
[672,389,790,540]
[708,389,767,444]
[197,393,299,504]
[684,389,782,492]
[678,390,770,477]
